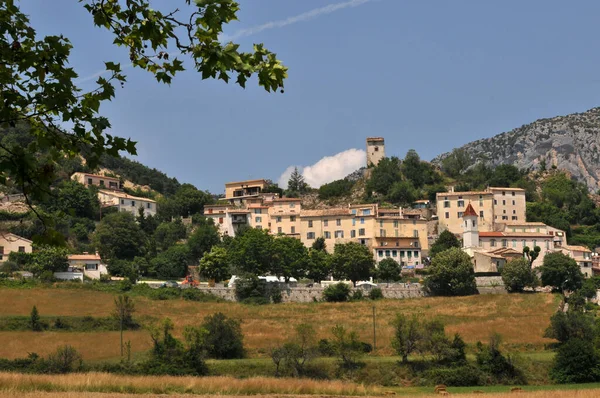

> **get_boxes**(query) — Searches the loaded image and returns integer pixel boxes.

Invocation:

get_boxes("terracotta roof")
[99,190,156,203]
[272,198,301,202]
[502,221,547,226]
[463,203,478,217]
[300,209,351,217]
[563,245,592,253]
[479,231,552,238]
[478,232,504,237]
[436,191,491,197]
[488,187,526,191]
[248,205,270,209]
[472,250,505,259]
[374,246,419,250]
[72,172,119,181]
[205,204,230,208]
[225,179,268,186]
[68,253,101,261]
[489,247,523,256]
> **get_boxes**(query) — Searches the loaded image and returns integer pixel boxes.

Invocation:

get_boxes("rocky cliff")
[432,107,600,191]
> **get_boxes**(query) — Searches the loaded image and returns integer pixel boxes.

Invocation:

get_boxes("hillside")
[432,107,600,192]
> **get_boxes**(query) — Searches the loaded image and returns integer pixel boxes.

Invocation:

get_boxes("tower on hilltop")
[366,137,385,167]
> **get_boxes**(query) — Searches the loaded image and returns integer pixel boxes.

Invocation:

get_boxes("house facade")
[0,233,32,263]
[67,253,108,280]
[98,190,157,217]
[71,172,121,190]
[560,245,593,277]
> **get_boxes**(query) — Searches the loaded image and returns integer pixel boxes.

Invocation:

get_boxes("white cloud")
[278,148,366,188]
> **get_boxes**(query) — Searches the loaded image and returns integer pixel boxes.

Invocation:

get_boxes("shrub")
[424,247,477,296]
[30,306,42,331]
[270,284,283,304]
[475,334,525,385]
[550,338,600,383]
[234,274,268,303]
[181,289,221,302]
[501,258,537,293]
[201,312,244,359]
[322,283,351,302]
[368,288,384,300]
[376,258,402,282]
[318,339,335,357]
[45,345,83,373]
[350,289,365,301]
[540,252,584,292]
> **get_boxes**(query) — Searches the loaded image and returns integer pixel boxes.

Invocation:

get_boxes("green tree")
[0,1,286,229]
[43,181,100,219]
[544,311,596,344]
[271,236,308,282]
[287,167,308,194]
[187,217,220,262]
[331,242,376,286]
[424,247,477,296]
[441,148,470,178]
[198,246,230,283]
[523,245,541,268]
[322,282,351,302]
[318,179,355,200]
[540,252,584,292]
[387,180,418,206]
[501,258,537,293]
[366,157,402,196]
[430,230,461,258]
[27,245,68,276]
[137,206,159,236]
[488,165,523,187]
[160,183,214,219]
[228,228,274,276]
[376,258,402,282]
[201,312,244,359]
[154,220,187,252]
[93,212,146,261]
[112,295,136,328]
[151,244,190,279]
[550,338,600,383]
[30,305,42,331]
[306,248,331,283]
[330,324,364,371]
[391,313,423,363]
[311,237,327,252]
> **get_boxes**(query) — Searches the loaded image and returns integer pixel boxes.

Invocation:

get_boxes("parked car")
[161,280,179,288]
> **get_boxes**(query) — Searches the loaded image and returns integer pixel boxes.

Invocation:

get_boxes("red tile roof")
[463,203,478,217]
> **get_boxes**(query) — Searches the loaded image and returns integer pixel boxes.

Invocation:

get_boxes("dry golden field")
[0,288,559,360]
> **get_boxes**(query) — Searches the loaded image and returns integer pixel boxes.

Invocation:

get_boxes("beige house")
[373,236,422,266]
[560,245,593,277]
[98,190,157,217]
[477,232,554,268]
[300,208,356,253]
[204,204,230,235]
[269,198,302,237]
[376,208,429,252]
[71,172,120,190]
[225,179,269,204]
[67,253,108,280]
[497,221,566,248]
[436,187,527,235]
[0,233,32,263]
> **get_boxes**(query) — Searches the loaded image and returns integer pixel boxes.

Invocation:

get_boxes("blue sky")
[22,0,600,193]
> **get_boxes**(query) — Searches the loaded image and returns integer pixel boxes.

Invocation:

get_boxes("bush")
[540,252,584,292]
[270,284,283,304]
[46,345,83,373]
[551,338,600,383]
[475,334,526,385]
[234,274,268,303]
[501,258,537,293]
[424,248,478,296]
[322,283,351,302]
[318,339,335,357]
[201,312,245,359]
[422,365,484,386]
[181,289,221,302]
[369,288,384,300]
[351,289,365,301]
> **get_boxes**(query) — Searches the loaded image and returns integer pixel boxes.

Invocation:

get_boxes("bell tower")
[366,137,385,167]
[462,203,479,248]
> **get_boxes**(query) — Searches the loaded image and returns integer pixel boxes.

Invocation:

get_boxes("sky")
[21,0,600,193]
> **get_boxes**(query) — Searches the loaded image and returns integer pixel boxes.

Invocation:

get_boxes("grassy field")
[0,287,559,360]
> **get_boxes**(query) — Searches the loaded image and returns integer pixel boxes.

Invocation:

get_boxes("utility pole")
[120,306,124,357]
[372,305,376,352]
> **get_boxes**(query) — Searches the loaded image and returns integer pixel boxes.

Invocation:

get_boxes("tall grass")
[0,372,379,396]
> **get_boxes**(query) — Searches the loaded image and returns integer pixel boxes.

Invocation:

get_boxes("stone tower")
[462,202,479,248]
[366,137,385,167]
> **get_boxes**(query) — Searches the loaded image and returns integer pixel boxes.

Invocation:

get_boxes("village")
[0,137,594,286]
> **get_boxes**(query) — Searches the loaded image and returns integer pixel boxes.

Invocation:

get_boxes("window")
[512,200,516,205]
[363,209,371,216]
[121,199,125,205]
[414,251,419,257]
[385,250,390,257]
[502,216,508,220]
[400,250,405,257]
[512,191,515,196]
[513,210,516,214]
[494,199,497,205]
[85,264,98,271]
[393,220,398,228]
[324,231,331,239]
[352,218,356,226]
[536,227,540,233]
[379,220,384,227]
[131,200,135,207]
[307,232,315,240]
[522,239,526,247]
[502,200,506,205]
[351,230,356,238]
[254,209,261,214]
[18,246,25,253]
[457,212,463,218]
[457,200,464,207]
[512,239,517,248]
[256,226,262,230]
[324,220,328,227]
[336,219,341,226]
[290,216,296,222]
[490,239,496,247]
[378,250,383,257]
[407,251,412,258]
[359,228,365,236]
[147,203,151,209]
[533,240,537,248]
[414,241,419,248]
[290,203,296,208]
[276,217,282,223]
[395,229,399,237]
[351,209,357,215]
[502,191,506,196]
[87,178,93,185]
[445,212,449,219]
[512,216,518,220]
[277,227,282,234]
[444,201,450,208]
[480,211,484,218]
[392,250,397,257]
[100,180,105,186]
[335,230,344,238]
[502,239,507,247]
[374,147,379,152]
[219,217,223,224]
[0,246,3,254]
[545,240,549,249]
[0,254,3,261]
[291,226,296,234]
[412,229,418,238]
[380,229,386,237]
[255,217,262,223]
[360,218,365,224]
[308,220,313,228]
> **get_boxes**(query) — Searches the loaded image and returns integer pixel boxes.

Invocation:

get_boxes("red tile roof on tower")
[463,203,477,217]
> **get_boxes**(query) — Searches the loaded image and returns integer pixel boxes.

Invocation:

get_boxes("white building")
[98,190,157,217]
[0,233,32,263]
[67,253,108,280]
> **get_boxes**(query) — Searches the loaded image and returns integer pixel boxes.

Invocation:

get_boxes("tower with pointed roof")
[462,202,479,248]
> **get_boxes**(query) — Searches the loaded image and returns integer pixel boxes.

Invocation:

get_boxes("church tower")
[366,137,385,167]
[462,203,479,248]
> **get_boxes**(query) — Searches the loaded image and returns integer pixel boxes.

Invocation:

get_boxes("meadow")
[0,287,559,360]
